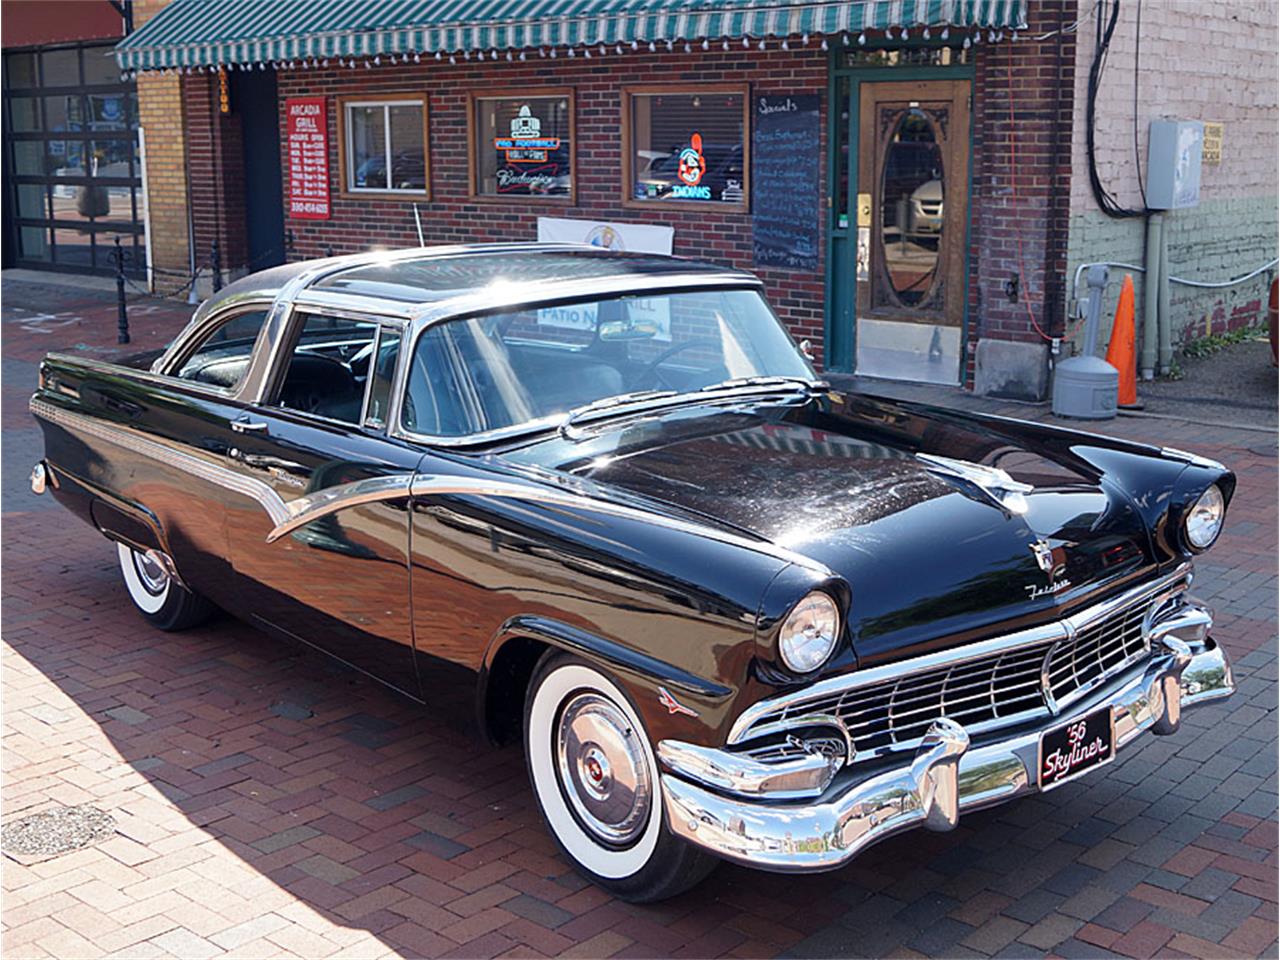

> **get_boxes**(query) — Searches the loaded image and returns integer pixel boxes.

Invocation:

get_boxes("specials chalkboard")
[752,94,821,271]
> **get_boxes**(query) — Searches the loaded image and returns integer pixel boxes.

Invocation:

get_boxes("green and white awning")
[117,0,1028,72]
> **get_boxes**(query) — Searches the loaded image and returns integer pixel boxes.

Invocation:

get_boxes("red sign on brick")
[287,97,329,220]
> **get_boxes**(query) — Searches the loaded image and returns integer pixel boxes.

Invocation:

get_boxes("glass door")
[854,79,970,384]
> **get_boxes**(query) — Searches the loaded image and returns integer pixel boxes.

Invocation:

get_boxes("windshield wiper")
[560,390,678,435]
[699,375,829,392]
[558,378,827,440]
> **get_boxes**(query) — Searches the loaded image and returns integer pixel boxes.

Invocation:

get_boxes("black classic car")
[30,244,1235,901]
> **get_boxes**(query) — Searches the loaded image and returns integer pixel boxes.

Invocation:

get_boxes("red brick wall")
[274,48,830,360]
[967,1,1077,378]
[175,24,1078,379]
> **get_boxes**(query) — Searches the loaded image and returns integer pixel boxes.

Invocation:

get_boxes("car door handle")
[231,419,268,434]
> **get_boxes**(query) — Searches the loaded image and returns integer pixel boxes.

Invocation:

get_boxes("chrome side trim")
[266,474,415,543]
[665,638,1233,873]
[30,398,290,526]
[266,470,829,572]
[727,566,1192,749]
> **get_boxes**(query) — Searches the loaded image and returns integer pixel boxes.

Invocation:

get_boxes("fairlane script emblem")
[657,687,699,718]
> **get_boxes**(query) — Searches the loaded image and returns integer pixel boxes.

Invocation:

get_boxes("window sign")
[624,86,748,208]
[287,97,330,219]
[472,92,573,199]
[536,297,671,341]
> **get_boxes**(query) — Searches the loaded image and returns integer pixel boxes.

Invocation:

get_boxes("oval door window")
[880,109,944,307]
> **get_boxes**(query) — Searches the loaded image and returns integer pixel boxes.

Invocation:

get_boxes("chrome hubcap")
[133,551,169,594]
[556,693,651,846]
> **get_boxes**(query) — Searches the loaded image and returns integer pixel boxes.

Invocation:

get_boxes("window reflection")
[880,109,943,307]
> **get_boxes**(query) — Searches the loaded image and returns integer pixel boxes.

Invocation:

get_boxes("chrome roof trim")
[404,270,763,329]
[727,565,1193,747]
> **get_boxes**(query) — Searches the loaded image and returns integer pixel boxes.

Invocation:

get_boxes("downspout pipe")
[1158,217,1173,374]
[1141,213,1162,379]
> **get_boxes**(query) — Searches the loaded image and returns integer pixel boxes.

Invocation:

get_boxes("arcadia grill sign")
[287,97,329,219]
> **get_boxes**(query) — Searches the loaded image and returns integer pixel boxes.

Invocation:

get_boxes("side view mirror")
[800,339,816,361]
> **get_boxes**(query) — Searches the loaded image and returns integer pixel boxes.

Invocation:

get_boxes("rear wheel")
[116,543,214,631]
[523,652,717,902]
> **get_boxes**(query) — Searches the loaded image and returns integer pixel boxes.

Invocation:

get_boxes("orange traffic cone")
[1105,274,1142,409]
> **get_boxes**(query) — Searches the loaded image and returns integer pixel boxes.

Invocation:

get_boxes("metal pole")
[211,240,223,292]
[113,236,130,344]
[1141,214,1162,380]
[1082,264,1109,356]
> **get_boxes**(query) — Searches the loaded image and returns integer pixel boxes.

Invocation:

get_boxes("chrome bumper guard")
[660,611,1232,873]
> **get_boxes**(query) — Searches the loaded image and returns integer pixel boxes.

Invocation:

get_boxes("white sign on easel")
[537,216,673,254]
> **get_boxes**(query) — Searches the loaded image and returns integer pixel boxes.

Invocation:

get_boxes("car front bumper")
[660,635,1233,872]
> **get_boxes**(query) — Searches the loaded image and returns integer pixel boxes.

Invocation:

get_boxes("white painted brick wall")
[1063,0,1277,357]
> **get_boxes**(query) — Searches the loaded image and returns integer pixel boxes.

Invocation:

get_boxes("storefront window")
[3,42,144,275]
[623,85,748,208]
[339,96,428,196]
[470,90,574,200]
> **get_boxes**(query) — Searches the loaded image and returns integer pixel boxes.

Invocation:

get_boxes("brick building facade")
[115,0,1277,397]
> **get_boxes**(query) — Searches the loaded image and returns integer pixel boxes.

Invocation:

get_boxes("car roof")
[195,243,755,326]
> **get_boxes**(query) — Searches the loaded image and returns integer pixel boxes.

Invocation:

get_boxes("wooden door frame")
[823,50,974,377]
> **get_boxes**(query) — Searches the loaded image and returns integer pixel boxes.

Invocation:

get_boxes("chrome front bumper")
[660,634,1233,873]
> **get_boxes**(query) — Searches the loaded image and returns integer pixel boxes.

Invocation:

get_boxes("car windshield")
[401,288,816,438]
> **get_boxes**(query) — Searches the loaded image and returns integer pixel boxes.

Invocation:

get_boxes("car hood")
[504,391,1164,666]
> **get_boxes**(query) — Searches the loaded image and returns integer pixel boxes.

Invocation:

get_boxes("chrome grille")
[732,576,1181,764]
[1046,601,1149,708]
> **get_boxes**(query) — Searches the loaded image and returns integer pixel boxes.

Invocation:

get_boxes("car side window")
[272,313,379,425]
[364,328,401,428]
[402,325,473,436]
[174,309,269,391]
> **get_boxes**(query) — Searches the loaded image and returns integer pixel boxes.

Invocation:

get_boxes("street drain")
[1,805,115,861]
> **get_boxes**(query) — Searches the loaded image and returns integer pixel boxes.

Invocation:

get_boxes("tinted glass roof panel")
[312,249,732,304]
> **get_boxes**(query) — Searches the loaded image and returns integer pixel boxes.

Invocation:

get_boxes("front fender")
[478,615,738,750]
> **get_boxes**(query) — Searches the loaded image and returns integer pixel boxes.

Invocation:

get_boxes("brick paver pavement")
[2,278,1276,959]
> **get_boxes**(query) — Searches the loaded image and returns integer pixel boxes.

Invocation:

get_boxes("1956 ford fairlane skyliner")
[30,244,1235,901]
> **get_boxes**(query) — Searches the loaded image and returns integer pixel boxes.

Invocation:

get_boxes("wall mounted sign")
[1202,122,1223,164]
[752,94,821,271]
[287,97,329,219]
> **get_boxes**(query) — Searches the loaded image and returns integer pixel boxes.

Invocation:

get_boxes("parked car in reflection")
[909,178,944,234]
[30,244,1236,901]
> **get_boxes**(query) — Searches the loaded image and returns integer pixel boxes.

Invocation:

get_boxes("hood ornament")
[915,453,1033,516]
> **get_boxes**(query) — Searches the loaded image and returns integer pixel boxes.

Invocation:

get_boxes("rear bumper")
[660,636,1233,872]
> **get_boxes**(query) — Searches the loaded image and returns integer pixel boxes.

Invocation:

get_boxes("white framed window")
[338,95,429,197]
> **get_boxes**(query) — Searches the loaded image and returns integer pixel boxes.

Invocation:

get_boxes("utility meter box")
[1147,120,1203,209]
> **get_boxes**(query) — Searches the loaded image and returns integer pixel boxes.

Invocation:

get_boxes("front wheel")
[116,543,214,631]
[523,653,717,902]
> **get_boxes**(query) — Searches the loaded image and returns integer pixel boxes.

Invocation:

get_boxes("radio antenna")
[413,204,425,247]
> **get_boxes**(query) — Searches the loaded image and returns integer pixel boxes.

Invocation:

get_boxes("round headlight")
[1184,484,1225,550]
[779,592,841,674]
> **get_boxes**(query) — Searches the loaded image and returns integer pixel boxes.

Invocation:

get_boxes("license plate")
[1038,707,1115,790]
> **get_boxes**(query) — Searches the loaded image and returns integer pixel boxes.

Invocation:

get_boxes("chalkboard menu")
[752,94,821,271]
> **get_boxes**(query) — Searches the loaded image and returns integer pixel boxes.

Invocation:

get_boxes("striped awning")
[117,0,1029,72]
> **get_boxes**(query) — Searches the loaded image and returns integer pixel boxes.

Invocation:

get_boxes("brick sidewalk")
[3,279,1276,959]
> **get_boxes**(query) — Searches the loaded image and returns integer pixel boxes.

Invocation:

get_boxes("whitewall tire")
[116,543,214,631]
[524,653,716,901]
